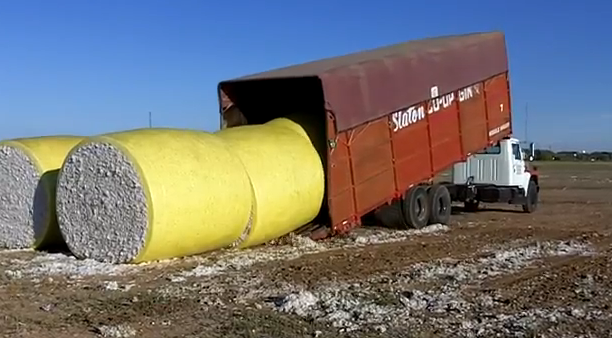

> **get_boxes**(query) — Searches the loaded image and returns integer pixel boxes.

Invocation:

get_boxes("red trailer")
[218,31,539,237]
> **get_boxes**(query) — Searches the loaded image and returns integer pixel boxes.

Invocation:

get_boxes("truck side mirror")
[528,142,536,161]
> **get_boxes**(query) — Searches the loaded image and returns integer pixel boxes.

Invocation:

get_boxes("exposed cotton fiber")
[55,128,253,264]
[0,136,83,249]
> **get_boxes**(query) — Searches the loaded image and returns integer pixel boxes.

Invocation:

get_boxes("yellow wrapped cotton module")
[216,117,325,248]
[55,128,253,264]
[0,135,84,250]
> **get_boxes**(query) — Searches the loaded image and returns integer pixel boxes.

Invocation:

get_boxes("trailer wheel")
[522,180,538,213]
[427,184,451,225]
[374,200,406,229]
[402,186,430,229]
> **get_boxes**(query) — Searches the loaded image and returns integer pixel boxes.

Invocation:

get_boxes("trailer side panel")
[328,73,512,231]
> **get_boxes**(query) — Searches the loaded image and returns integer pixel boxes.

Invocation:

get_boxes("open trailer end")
[217,31,539,238]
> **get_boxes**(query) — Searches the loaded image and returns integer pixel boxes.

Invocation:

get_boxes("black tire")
[427,184,451,225]
[402,186,430,229]
[374,200,406,229]
[522,180,539,213]
[464,200,479,212]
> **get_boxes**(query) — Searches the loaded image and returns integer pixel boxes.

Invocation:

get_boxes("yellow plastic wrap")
[0,136,84,249]
[265,116,310,140]
[266,113,328,164]
[58,128,253,263]
[216,117,325,248]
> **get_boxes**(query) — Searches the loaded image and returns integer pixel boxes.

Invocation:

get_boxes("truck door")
[511,142,528,190]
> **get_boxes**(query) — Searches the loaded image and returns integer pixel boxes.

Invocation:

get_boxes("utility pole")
[148,112,152,128]
[524,103,529,141]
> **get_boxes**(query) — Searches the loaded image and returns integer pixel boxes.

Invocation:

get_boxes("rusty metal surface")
[484,73,512,143]
[345,119,395,215]
[459,83,488,155]
[327,73,512,230]
[218,31,508,132]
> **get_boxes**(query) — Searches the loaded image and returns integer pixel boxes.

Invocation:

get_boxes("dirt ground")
[1,161,611,338]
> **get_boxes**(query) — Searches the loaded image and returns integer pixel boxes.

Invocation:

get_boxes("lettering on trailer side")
[488,121,511,137]
[458,85,480,102]
[428,92,455,115]
[390,84,481,133]
[391,106,426,132]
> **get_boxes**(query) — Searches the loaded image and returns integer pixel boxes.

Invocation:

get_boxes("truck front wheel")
[428,184,451,225]
[522,180,539,213]
[402,186,430,229]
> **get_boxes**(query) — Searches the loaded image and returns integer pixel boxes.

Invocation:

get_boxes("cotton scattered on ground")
[95,324,137,338]
[347,223,449,246]
[269,240,599,335]
[0,223,449,281]
[103,280,135,291]
[177,224,448,279]
[3,253,136,279]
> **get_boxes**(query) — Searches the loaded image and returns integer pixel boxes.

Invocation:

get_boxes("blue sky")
[0,0,610,151]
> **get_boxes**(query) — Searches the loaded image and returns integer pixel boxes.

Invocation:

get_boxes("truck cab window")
[512,143,522,160]
[477,143,501,155]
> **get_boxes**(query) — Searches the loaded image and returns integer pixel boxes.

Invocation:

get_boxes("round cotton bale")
[265,116,311,140]
[55,128,253,264]
[215,117,325,248]
[0,136,84,250]
[266,113,328,163]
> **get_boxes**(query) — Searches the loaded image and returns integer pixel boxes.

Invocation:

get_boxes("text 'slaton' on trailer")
[216,31,539,239]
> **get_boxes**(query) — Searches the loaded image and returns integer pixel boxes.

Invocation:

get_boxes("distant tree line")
[534,149,612,161]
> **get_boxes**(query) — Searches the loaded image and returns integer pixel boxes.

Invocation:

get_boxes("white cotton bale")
[0,136,84,250]
[55,128,253,264]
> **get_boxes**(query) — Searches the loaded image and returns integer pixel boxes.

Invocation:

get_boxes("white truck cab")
[447,137,539,213]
